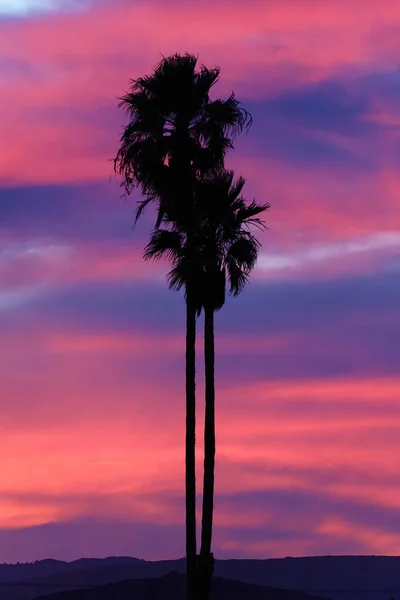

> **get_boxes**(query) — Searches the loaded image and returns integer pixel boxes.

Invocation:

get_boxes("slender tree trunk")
[186,297,197,600]
[199,306,216,600]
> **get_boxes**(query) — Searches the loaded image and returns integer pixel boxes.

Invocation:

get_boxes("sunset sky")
[1,0,400,563]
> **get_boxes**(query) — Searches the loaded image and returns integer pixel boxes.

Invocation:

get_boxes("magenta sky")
[1,0,400,563]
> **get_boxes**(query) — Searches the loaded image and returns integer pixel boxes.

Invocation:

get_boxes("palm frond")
[224,234,261,296]
[227,236,260,270]
[227,174,246,201]
[134,196,154,224]
[201,135,233,170]
[225,259,248,296]
[195,63,220,98]
[143,229,184,262]
[206,94,252,138]
[167,262,189,293]
[237,200,270,230]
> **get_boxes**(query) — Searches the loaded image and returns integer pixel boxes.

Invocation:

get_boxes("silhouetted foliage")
[145,169,268,600]
[144,169,268,310]
[114,53,251,227]
[114,53,253,600]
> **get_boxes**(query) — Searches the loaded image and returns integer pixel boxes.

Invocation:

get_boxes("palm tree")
[113,53,251,600]
[195,171,268,600]
[143,170,269,600]
[114,53,251,227]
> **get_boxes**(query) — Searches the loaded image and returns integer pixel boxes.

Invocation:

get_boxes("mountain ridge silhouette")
[0,555,399,600]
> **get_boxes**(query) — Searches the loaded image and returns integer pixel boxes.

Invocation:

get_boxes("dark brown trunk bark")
[186,298,197,600]
[199,306,216,600]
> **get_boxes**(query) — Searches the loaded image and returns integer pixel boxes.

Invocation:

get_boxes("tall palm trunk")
[186,296,197,600]
[199,306,216,600]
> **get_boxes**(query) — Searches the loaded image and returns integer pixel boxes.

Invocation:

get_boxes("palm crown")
[143,169,269,312]
[114,53,252,227]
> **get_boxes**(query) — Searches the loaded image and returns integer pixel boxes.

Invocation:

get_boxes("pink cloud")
[231,155,400,243]
[0,239,167,293]
[1,0,400,274]
[0,370,399,555]
[2,0,400,186]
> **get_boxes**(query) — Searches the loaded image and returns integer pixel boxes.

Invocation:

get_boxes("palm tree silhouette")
[144,170,268,600]
[196,171,268,600]
[113,53,251,600]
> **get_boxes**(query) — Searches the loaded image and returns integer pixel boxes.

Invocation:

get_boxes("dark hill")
[32,573,331,600]
[1,556,400,600]
[0,558,142,583]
